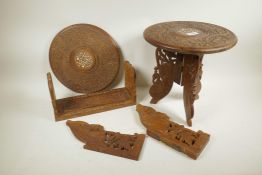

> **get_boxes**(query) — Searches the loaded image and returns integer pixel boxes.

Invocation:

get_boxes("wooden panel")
[136,104,210,159]
[67,120,145,160]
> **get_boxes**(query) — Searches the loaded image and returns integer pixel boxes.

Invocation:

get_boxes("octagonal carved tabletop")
[49,24,120,94]
[144,21,237,54]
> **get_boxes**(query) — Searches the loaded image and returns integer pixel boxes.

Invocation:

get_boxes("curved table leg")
[182,54,203,126]
[149,48,182,104]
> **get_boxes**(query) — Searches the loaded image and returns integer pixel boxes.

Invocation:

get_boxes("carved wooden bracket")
[67,120,145,160]
[136,104,210,159]
[47,61,136,121]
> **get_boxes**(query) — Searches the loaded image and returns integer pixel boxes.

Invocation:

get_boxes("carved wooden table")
[144,21,237,126]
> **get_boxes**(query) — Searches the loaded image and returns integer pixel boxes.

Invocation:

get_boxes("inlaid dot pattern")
[74,49,95,70]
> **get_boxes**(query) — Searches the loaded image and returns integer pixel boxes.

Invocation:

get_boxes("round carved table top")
[144,21,237,54]
[49,24,120,93]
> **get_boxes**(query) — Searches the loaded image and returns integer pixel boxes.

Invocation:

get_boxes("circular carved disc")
[144,21,237,54]
[49,24,120,93]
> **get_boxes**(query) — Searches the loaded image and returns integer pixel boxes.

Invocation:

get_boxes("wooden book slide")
[47,61,136,121]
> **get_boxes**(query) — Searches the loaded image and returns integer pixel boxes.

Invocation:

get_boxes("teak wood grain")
[47,61,136,121]
[136,104,210,160]
[67,120,145,160]
[144,21,237,126]
[49,24,121,94]
[144,21,237,54]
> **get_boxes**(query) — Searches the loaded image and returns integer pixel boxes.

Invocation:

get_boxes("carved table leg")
[182,54,203,126]
[149,48,183,104]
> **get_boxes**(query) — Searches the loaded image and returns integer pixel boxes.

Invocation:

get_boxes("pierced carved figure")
[136,104,210,160]
[67,120,145,160]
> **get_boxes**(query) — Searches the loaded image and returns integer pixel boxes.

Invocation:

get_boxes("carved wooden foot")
[182,54,203,126]
[149,48,183,104]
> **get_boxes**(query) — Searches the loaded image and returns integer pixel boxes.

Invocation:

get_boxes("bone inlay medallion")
[71,47,96,71]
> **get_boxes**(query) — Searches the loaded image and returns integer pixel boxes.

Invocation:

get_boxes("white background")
[1,0,262,174]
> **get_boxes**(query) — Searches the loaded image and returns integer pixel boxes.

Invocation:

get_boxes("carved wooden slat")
[182,55,203,126]
[136,104,210,160]
[67,120,145,160]
[47,72,58,115]
[148,50,204,126]
[173,53,183,85]
[125,60,136,103]
[149,48,182,104]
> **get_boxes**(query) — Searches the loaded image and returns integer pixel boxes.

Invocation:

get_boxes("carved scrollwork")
[167,122,199,146]
[152,49,176,85]
[150,48,182,104]
[192,61,203,100]
[104,131,137,151]
[66,120,145,160]
[136,104,210,159]
[144,21,237,54]
[149,47,204,126]
[182,55,203,126]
